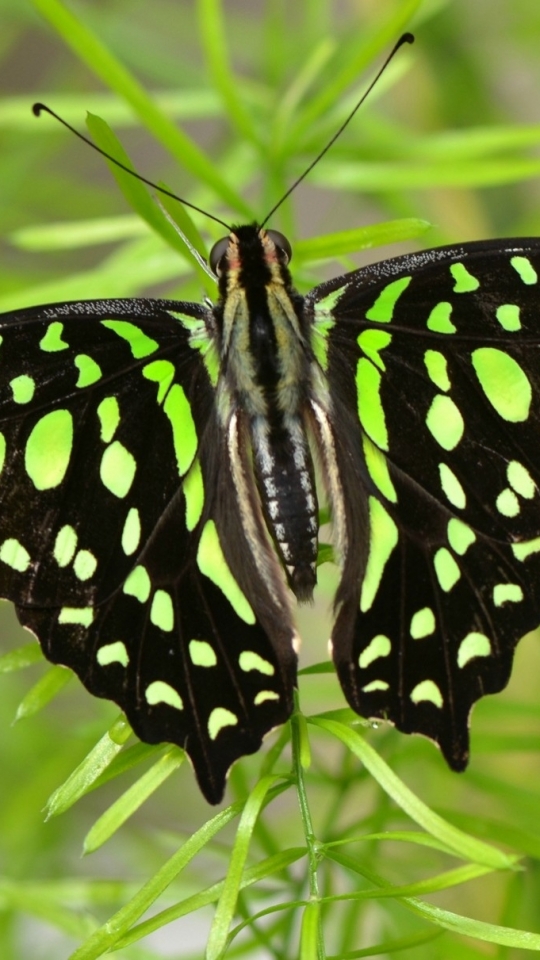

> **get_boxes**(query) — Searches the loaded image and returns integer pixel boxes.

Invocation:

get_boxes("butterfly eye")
[209,237,230,276]
[266,229,292,264]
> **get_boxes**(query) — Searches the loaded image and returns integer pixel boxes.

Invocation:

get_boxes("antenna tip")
[400,32,415,46]
[32,102,46,117]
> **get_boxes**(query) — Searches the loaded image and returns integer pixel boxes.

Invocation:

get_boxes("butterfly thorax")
[213,225,319,600]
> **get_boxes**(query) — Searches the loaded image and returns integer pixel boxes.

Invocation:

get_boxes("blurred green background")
[2,1,540,958]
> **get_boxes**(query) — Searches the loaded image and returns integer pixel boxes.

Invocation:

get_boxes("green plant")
[2,1,540,958]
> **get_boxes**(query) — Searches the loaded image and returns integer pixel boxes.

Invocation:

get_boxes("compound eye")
[266,229,292,264]
[209,237,230,276]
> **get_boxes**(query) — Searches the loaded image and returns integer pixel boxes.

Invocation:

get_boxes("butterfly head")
[209,225,293,297]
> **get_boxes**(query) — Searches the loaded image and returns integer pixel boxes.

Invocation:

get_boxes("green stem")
[291,692,325,959]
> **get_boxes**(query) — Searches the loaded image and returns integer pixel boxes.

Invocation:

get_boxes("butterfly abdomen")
[217,225,319,600]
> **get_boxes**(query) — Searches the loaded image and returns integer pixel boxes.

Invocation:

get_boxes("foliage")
[1,0,540,957]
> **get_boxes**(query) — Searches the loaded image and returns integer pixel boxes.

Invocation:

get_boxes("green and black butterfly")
[3,38,540,801]
[2,222,540,802]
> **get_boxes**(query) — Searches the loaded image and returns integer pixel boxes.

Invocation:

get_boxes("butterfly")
[2,218,540,802]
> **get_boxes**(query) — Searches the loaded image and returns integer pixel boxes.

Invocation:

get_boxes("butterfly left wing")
[306,239,540,768]
[0,299,297,802]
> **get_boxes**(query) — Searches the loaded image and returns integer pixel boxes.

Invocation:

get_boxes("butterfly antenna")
[32,102,232,232]
[260,32,414,228]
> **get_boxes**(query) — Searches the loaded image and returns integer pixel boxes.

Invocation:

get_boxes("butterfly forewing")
[310,240,540,766]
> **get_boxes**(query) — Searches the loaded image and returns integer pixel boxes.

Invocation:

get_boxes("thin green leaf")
[326,928,444,960]
[83,749,184,853]
[0,642,43,672]
[310,717,516,869]
[15,664,71,720]
[46,716,132,818]
[197,0,257,143]
[68,799,246,960]
[0,90,221,130]
[30,0,251,216]
[300,900,322,960]
[295,218,431,263]
[11,215,147,251]
[206,775,282,960]
[311,157,540,192]
[407,899,540,949]
[290,0,422,140]
[114,846,306,950]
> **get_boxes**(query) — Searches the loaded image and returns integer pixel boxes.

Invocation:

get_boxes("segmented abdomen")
[251,414,318,601]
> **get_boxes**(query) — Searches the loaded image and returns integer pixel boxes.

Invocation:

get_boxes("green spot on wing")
[54,525,77,567]
[163,384,198,476]
[457,632,491,668]
[312,286,346,368]
[365,276,411,322]
[424,350,450,392]
[507,460,535,499]
[450,262,479,292]
[197,520,255,624]
[58,607,94,626]
[360,498,398,612]
[433,547,460,591]
[472,347,531,422]
[357,359,388,451]
[75,354,102,387]
[0,538,30,572]
[73,549,97,581]
[97,396,120,443]
[208,707,238,739]
[496,304,521,331]
[511,255,538,285]
[362,679,389,693]
[239,651,275,675]
[97,641,129,667]
[439,463,466,509]
[426,302,456,333]
[410,679,443,707]
[362,435,397,502]
[513,537,540,561]
[183,459,204,531]
[11,375,35,404]
[170,310,220,386]
[145,680,183,710]
[493,583,523,606]
[25,410,73,490]
[150,590,174,632]
[357,330,392,371]
[447,519,476,555]
[189,639,217,667]
[121,508,141,555]
[254,690,280,705]
[100,441,136,498]
[496,488,520,517]
[358,634,391,669]
[142,360,176,404]
[123,565,151,603]
[426,396,464,450]
[410,607,435,639]
[102,320,159,358]
[39,321,68,352]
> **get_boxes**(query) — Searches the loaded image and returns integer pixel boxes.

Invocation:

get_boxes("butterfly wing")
[0,299,297,802]
[306,239,540,767]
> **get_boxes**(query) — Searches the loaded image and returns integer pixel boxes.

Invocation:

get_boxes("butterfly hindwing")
[0,299,296,802]
[309,239,540,765]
